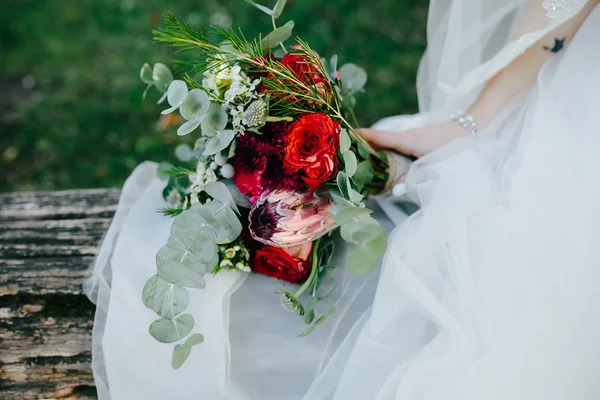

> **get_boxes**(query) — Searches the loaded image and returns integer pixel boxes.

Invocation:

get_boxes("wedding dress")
[85,1,600,399]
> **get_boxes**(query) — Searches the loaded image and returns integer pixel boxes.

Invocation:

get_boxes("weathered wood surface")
[1,189,120,399]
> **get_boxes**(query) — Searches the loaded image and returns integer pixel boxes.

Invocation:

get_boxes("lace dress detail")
[543,0,588,18]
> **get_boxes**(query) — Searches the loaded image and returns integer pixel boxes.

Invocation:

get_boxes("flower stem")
[294,238,320,298]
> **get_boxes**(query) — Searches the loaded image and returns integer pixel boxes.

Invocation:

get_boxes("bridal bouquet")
[139,0,400,369]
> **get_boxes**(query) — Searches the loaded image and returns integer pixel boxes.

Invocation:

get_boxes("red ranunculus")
[252,243,313,284]
[283,113,341,187]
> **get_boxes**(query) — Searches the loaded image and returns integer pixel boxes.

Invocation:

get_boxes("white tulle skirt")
[86,8,600,400]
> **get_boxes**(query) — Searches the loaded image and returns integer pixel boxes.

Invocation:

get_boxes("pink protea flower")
[249,189,336,248]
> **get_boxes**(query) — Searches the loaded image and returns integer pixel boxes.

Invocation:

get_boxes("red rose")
[280,50,326,87]
[283,113,341,187]
[252,243,313,284]
[261,46,330,102]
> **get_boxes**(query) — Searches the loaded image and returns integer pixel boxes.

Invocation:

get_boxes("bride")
[85,0,600,399]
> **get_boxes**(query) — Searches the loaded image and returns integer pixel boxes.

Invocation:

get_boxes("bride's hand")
[357,121,468,159]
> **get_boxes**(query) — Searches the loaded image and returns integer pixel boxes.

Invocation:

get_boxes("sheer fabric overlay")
[85,2,598,399]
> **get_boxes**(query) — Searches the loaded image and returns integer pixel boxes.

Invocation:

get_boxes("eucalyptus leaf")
[201,104,228,137]
[158,260,207,289]
[149,314,195,343]
[223,179,252,208]
[185,333,205,347]
[331,195,355,208]
[177,118,202,136]
[329,55,338,78]
[142,275,190,318]
[140,63,153,84]
[203,181,240,214]
[153,63,173,92]
[331,206,372,225]
[336,171,351,200]
[339,63,367,92]
[244,0,273,15]
[272,0,287,18]
[343,151,358,177]
[353,160,375,187]
[340,216,383,246]
[346,240,385,275]
[348,187,364,204]
[171,202,242,245]
[203,129,236,155]
[179,89,210,121]
[228,139,238,158]
[174,144,193,162]
[162,80,188,114]
[357,141,373,159]
[339,129,351,153]
[202,200,243,243]
[172,344,192,370]
[261,23,293,49]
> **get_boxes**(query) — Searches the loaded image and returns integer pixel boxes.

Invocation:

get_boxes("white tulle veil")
[374,0,589,131]
[84,1,591,398]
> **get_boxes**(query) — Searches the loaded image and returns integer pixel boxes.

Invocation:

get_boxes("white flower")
[220,259,233,269]
[224,248,236,259]
[235,262,251,273]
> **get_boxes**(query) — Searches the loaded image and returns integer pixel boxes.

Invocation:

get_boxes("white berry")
[210,161,218,170]
[220,164,235,179]
[214,153,228,166]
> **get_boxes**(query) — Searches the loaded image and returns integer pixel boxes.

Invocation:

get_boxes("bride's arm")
[360,0,599,158]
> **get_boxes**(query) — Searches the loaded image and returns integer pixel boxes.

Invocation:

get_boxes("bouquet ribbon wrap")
[381,150,413,194]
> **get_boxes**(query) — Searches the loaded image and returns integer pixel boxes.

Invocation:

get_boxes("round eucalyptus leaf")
[340,216,385,247]
[332,206,372,226]
[184,333,205,347]
[175,144,193,162]
[348,187,364,204]
[201,104,228,137]
[158,260,206,289]
[272,0,287,18]
[223,179,252,208]
[343,151,358,177]
[148,314,195,343]
[179,89,210,121]
[339,129,351,153]
[336,171,350,200]
[153,63,173,92]
[261,23,293,49]
[339,63,367,92]
[346,240,385,275]
[202,130,236,156]
[172,344,192,370]
[203,181,240,214]
[166,80,188,110]
[142,275,190,318]
[140,63,153,84]
[177,118,202,136]
[201,200,243,244]
[353,161,375,187]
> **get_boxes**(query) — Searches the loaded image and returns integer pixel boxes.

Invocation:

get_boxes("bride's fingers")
[356,128,397,150]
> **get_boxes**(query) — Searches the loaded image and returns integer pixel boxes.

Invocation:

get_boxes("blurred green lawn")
[0,0,428,192]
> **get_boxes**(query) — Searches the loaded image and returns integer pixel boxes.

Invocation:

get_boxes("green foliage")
[1,0,427,191]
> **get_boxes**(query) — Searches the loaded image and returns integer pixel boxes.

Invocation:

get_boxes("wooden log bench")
[1,189,121,399]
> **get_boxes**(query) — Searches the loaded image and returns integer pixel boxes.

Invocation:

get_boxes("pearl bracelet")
[450,112,478,138]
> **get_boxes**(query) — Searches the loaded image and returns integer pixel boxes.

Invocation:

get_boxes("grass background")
[0,0,428,192]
